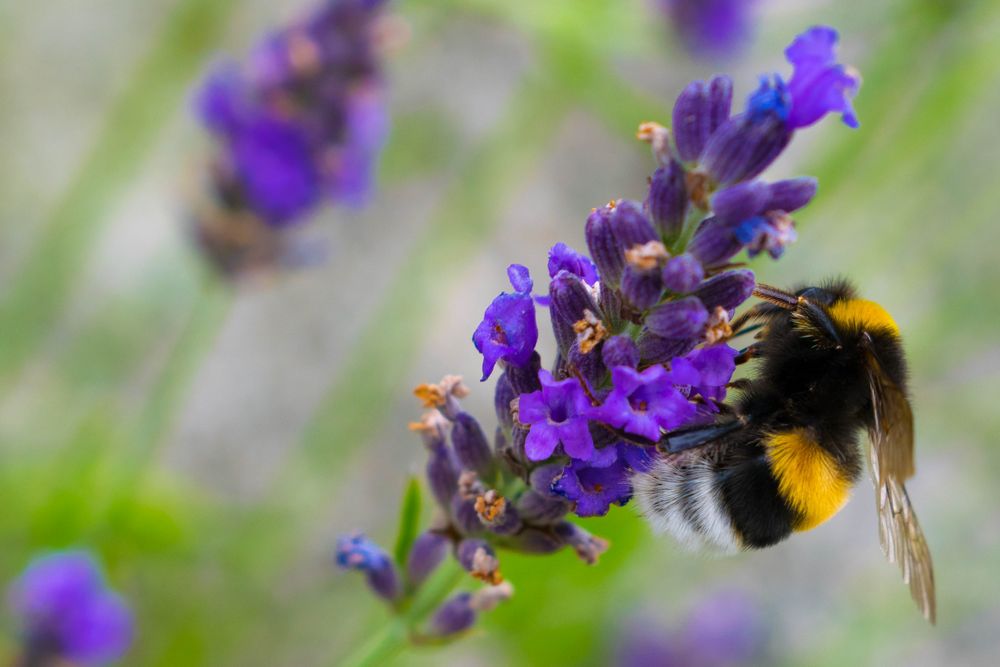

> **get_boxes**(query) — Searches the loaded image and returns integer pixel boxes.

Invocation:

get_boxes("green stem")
[0,0,239,389]
[338,565,466,667]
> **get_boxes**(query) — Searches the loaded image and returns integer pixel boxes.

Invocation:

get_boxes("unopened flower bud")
[515,490,572,524]
[427,593,476,638]
[406,531,449,588]
[505,351,542,395]
[335,534,401,602]
[554,522,609,565]
[550,271,599,355]
[671,76,734,164]
[646,160,688,241]
[646,296,709,339]
[452,412,496,479]
[702,113,792,186]
[661,253,704,294]
[693,269,755,311]
[601,335,639,369]
[688,217,742,267]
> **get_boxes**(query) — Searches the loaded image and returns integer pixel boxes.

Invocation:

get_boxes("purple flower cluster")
[336,25,858,646]
[7,551,133,666]
[192,0,390,275]
[615,589,766,667]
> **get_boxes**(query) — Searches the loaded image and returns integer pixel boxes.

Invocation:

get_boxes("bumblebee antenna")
[753,283,799,310]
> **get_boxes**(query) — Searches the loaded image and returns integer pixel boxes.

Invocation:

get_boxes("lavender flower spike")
[192,0,391,275]
[8,550,133,667]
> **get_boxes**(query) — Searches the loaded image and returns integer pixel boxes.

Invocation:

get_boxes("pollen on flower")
[408,409,449,433]
[470,547,503,585]
[414,375,470,408]
[625,241,670,271]
[705,306,734,344]
[475,491,507,523]
[573,309,609,354]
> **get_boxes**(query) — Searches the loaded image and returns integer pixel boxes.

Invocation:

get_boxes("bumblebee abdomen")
[764,429,853,532]
[633,457,744,554]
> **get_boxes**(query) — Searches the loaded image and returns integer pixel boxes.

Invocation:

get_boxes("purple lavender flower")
[591,366,697,441]
[335,534,402,602]
[193,0,390,274]
[548,242,599,285]
[784,26,861,129]
[473,265,539,381]
[553,457,633,517]
[518,370,595,461]
[8,550,133,666]
[662,0,757,61]
[684,344,738,401]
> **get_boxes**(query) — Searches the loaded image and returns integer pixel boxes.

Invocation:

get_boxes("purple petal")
[525,425,560,461]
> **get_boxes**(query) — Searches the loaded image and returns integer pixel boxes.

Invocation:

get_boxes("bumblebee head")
[754,279,909,391]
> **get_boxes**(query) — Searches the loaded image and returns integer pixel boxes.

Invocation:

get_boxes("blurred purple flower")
[8,550,133,666]
[662,0,757,61]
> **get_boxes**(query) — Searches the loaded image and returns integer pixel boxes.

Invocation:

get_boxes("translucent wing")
[866,343,936,623]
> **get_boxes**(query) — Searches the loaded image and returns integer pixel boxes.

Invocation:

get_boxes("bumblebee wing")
[865,343,936,623]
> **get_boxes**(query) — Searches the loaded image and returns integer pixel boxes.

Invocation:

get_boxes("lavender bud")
[611,200,659,248]
[550,271,598,355]
[515,490,572,524]
[688,217,742,267]
[646,297,709,339]
[637,332,699,365]
[529,464,567,497]
[569,341,607,389]
[428,593,477,638]
[553,522,609,565]
[406,532,449,588]
[451,495,485,536]
[672,81,711,163]
[709,76,734,132]
[506,351,542,395]
[602,335,639,369]
[646,161,688,241]
[620,266,664,311]
[335,534,401,602]
[766,177,818,213]
[702,114,793,186]
[585,205,623,288]
[693,269,756,311]
[508,527,567,554]
[456,539,502,584]
[494,426,508,456]
[426,440,459,510]
[451,412,496,479]
[661,253,704,294]
[494,373,516,432]
[711,181,770,222]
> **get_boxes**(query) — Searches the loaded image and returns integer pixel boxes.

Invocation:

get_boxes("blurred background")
[0,0,998,664]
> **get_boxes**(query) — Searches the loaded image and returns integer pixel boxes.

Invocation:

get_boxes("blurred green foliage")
[1,0,999,665]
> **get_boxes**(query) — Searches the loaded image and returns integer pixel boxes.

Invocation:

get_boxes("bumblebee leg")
[735,344,762,365]
[727,378,752,392]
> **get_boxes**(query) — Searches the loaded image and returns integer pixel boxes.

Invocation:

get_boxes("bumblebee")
[634,279,936,622]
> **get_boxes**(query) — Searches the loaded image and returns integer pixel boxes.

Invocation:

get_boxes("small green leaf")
[393,476,422,567]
